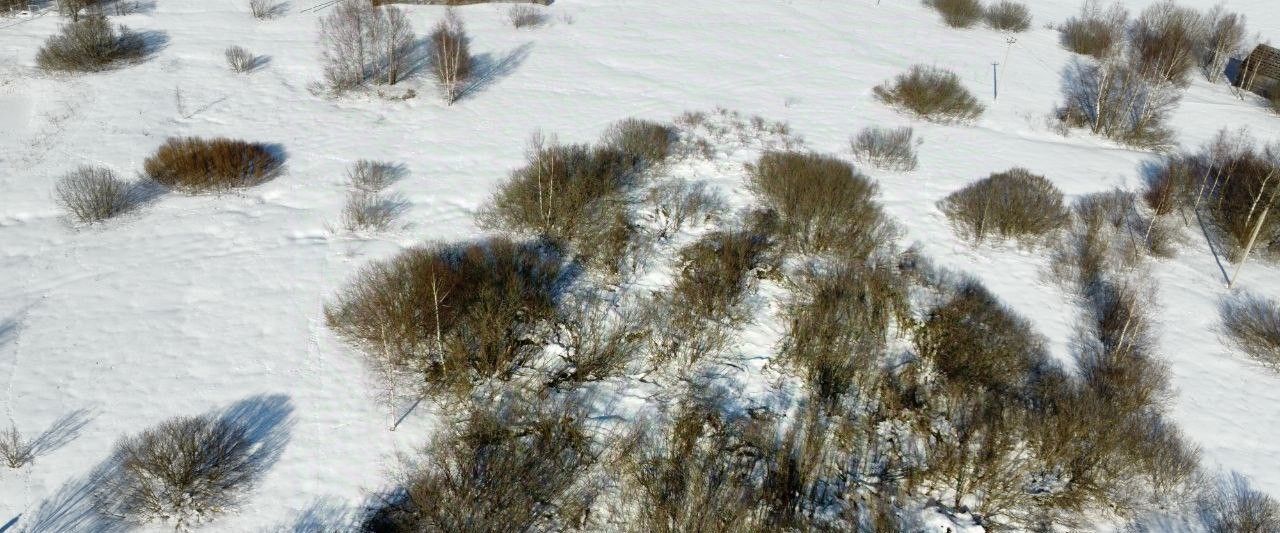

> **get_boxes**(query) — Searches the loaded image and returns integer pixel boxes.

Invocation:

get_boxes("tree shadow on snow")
[457,42,534,103]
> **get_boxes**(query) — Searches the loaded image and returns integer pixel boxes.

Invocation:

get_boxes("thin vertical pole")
[992,62,999,101]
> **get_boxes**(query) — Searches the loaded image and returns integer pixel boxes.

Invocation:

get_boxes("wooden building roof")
[1243,44,1280,80]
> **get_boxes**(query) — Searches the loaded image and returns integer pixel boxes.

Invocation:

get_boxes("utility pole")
[992,62,999,101]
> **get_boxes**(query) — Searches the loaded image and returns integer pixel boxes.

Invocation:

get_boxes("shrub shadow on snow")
[457,42,533,103]
[263,496,357,532]
[25,409,95,462]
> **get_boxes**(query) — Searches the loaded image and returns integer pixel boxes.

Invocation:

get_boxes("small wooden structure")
[1238,44,1280,96]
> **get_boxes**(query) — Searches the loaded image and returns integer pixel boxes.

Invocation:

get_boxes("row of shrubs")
[55,137,282,223]
[924,0,1031,32]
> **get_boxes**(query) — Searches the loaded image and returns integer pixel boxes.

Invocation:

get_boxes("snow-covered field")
[2,0,1280,530]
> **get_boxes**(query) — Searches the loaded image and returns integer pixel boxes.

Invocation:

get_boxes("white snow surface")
[2,0,1280,531]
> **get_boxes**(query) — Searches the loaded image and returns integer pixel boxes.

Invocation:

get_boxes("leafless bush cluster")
[55,166,137,224]
[325,238,561,397]
[365,398,599,532]
[0,426,36,468]
[319,0,416,92]
[1058,57,1181,150]
[36,15,150,72]
[748,151,893,258]
[56,0,98,20]
[545,298,646,388]
[647,178,725,238]
[1199,473,1280,533]
[1142,130,1280,260]
[143,137,282,193]
[1199,5,1246,82]
[430,9,471,104]
[224,45,262,73]
[874,65,985,123]
[341,160,405,232]
[670,225,776,324]
[983,1,1030,32]
[851,126,918,172]
[923,0,983,28]
[480,126,663,272]
[784,260,907,407]
[507,4,546,28]
[1129,1,1204,87]
[1220,293,1280,369]
[94,414,274,529]
[673,107,805,157]
[938,168,1067,245]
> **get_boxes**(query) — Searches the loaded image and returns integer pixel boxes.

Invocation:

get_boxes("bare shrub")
[784,260,907,407]
[0,426,35,468]
[249,0,282,19]
[143,137,282,193]
[915,279,1048,397]
[938,168,1067,245]
[747,151,893,258]
[367,399,598,532]
[1199,6,1246,82]
[604,118,677,169]
[341,191,403,232]
[983,1,1030,32]
[347,159,401,192]
[224,45,259,73]
[325,238,561,397]
[617,401,762,531]
[546,297,646,388]
[1059,1,1127,59]
[1220,293,1280,369]
[1076,280,1170,417]
[507,4,545,28]
[851,126,918,172]
[874,65,985,123]
[36,15,150,72]
[479,137,639,260]
[1173,132,1280,260]
[1129,1,1205,86]
[1,0,25,16]
[319,0,416,92]
[95,414,275,529]
[1199,473,1280,533]
[924,0,983,28]
[647,178,725,238]
[430,9,472,104]
[1058,58,1180,150]
[56,0,97,21]
[55,166,135,223]
[669,225,775,324]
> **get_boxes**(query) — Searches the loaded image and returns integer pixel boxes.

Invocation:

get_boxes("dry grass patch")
[874,65,985,123]
[144,137,281,193]
[938,168,1068,245]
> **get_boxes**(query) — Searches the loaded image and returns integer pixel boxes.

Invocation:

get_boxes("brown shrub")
[507,4,546,28]
[1200,473,1280,533]
[984,1,1031,32]
[36,15,150,72]
[924,0,984,28]
[604,118,677,168]
[669,224,775,324]
[1059,1,1127,59]
[143,137,281,193]
[915,279,1049,397]
[938,168,1068,245]
[325,238,561,397]
[874,65,985,123]
[748,151,893,258]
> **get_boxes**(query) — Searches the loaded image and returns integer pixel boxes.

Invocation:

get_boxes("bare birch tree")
[320,0,416,93]
[1199,5,1246,83]
[430,9,472,104]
